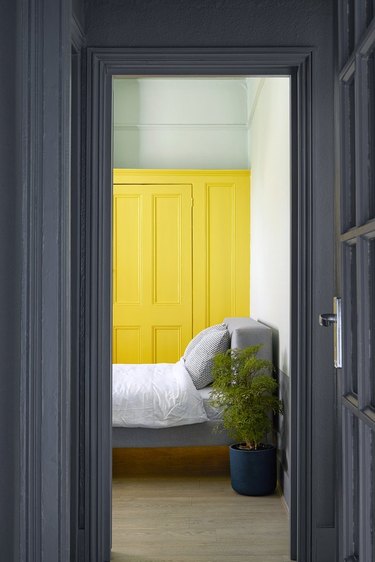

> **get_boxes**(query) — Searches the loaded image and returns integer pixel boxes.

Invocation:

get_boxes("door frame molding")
[85,47,313,562]
[20,0,72,560]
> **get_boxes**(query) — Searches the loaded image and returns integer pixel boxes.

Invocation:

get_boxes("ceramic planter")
[229,443,277,496]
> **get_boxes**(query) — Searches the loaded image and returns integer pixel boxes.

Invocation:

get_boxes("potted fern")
[210,345,283,496]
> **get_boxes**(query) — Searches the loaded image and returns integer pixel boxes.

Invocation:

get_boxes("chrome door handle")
[319,297,342,368]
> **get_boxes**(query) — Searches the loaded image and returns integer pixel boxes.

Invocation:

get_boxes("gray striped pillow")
[183,323,227,359]
[184,327,230,389]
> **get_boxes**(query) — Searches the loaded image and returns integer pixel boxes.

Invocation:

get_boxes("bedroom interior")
[110,75,291,560]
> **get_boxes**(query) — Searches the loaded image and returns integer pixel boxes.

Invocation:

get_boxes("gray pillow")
[183,323,227,359]
[184,327,230,389]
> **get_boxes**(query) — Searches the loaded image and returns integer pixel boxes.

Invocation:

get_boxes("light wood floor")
[112,447,291,562]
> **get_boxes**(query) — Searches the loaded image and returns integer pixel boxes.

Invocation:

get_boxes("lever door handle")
[319,298,342,368]
[319,313,337,327]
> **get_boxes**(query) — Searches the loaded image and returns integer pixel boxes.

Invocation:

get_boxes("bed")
[112,317,272,448]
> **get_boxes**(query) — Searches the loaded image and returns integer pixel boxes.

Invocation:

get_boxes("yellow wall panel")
[153,326,182,363]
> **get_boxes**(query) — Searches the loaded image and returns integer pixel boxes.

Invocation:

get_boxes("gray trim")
[85,48,113,562]
[289,70,300,562]
[20,0,72,561]
[70,18,86,562]
[86,47,315,562]
[277,369,291,513]
[0,3,21,560]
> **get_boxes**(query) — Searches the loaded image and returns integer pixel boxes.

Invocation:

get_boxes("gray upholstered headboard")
[224,317,272,362]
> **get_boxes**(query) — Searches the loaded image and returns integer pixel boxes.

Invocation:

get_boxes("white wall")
[248,76,291,509]
[249,77,290,376]
[113,78,249,169]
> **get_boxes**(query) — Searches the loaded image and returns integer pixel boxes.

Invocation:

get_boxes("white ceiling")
[113,76,266,128]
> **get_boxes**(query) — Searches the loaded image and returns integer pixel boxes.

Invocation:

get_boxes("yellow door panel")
[113,327,141,364]
[191,171,250,335]
[153,326,182,363]
[207,183,236,325]
[113,195,141,304]
[113,182,192,363]
[153,194,185,305]
[113,169,250,362]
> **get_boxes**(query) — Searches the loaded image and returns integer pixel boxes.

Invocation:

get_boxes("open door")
[331,5,375,560]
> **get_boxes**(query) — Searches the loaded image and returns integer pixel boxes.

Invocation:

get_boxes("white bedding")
[112,359,208,428]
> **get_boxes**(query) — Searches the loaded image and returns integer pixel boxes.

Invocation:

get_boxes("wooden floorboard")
[112,448,291,562]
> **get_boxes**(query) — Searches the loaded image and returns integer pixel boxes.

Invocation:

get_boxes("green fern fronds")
[210,345,284,450]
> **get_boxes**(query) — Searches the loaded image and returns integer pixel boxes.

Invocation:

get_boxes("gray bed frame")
[112,317,272,448]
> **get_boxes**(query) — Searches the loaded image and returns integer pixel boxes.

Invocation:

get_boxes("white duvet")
[112,359,208,428]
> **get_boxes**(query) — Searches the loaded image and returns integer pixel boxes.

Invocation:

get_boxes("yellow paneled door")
[113,182,193,363]
[113,169,250,363]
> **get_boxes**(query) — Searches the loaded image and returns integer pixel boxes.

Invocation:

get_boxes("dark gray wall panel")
[85,0,332,49]
[0,2,21,561]
[73,0,85,29]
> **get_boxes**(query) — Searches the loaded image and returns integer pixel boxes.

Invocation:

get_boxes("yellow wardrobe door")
[113,183,193,364]
[192,171,250,333]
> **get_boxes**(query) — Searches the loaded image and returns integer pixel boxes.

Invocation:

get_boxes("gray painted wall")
[0,2,21,561]
[85,0,333,51]
[0,1,336,560]
[73,0,85,29]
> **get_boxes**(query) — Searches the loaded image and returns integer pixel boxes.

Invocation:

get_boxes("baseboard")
[112,445,230,477]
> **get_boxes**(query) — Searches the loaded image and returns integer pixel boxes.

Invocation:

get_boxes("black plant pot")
[229,443,277,496]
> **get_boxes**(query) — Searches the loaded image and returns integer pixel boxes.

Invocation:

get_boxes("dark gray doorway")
[82,47,336,562]
[335,4,375,560]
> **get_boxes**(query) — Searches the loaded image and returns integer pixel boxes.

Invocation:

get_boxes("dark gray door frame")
[85,47,316,562]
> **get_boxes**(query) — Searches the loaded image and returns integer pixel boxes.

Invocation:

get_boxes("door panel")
[153,194,184,305]
[114,195,141,305]
[113,327,141,363]
[113,183,192,363]
[207,183,239,325]
[191,171,250,334]
[337,5,375,560]
[153,326,182,363]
